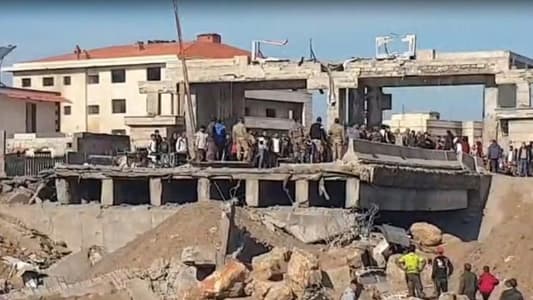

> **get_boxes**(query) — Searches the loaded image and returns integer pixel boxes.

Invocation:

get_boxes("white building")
[5,33,312,146]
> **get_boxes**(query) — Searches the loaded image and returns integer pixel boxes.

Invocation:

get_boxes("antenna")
[0,45,16,85]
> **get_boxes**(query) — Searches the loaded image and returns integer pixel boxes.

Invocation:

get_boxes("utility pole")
[172,0,196,160]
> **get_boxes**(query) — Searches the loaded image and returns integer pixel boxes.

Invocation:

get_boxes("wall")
[508,119,533,145]
[0,204,178,252]
[7,134,71,156]
[0,97,26,136]
[0,96,58,137]
[72,132,131,155]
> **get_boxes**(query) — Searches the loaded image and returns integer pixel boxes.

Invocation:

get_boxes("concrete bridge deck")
[46,140,484,212]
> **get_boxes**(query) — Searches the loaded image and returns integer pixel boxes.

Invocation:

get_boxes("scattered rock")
[125,278,159,300]
[264,281,294,300]
[1,183,13,193]
[199,259,249,299]
[319,247,363,270]
[88,245,105,266]
[251,247,291,281]
[439,292,470,300]
[247,279,279,299]
[322,265,351,290]
[6,188,32,204]
[286,248,322,296]
[410,222,443,246]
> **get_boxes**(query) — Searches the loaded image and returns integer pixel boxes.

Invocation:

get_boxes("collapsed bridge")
[46,139,486,212]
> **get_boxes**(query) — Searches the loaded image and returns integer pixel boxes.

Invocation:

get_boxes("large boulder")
[198,259,249,299]
[286,248,322,296]
[410,222,442,246]
[251,247,292,281]
[322,265,351,291]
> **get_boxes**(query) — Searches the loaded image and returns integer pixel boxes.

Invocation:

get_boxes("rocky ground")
[1,174,533,299]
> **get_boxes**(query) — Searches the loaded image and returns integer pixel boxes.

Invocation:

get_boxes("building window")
[88,74,99,84]
[112,99,126,114]
[111,69,126,83]
[244,107,250,116]
[63,76,71,85]
[147,67,161,81]
[266,108,276,118]
[21,78,31,87]
[63,106,72,115]
[43,77,54,87]
[88,105,100,115]
[111,129,127,135]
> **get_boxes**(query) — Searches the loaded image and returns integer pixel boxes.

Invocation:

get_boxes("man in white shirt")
[195,126,208,162]
[175,132,188,165]
[271,133,281,167]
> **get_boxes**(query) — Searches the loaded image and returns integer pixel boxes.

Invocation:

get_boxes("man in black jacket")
[309,117,327,163]
[431,246,454,297]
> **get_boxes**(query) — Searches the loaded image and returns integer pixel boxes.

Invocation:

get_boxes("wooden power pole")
[172,0,197,160]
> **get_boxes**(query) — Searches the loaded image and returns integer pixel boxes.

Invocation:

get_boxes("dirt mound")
[0,211,70,280]
[445,175,533,297]
[86,201,318,279]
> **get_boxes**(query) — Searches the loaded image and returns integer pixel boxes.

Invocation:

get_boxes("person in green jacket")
[458,263,478,300]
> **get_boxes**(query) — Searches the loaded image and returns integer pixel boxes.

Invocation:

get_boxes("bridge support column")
[327,88,347,129]
[348,87,365,126]
[366,87,383,128]
[482,86,499,150]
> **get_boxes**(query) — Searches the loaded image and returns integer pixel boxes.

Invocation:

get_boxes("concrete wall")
[7,134,71,156]
[72,132,131,155]
[508,119,533,144]
[0,204,178,253]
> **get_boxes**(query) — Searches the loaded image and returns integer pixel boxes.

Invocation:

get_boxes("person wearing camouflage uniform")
[289,118,306,163]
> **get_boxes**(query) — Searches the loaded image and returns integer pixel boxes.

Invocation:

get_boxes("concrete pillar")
[348,87,365,126]
[55,178,72,205]
[294,179,309,207]
[146,92,159,115]
[516,82,531,108]
[482,86,499,150]
[327,88,347,129]
[149,178,163,206]
[345,178,360,208]
[366,86,383,128]
[0,130,5,178]
[197,178,210,202]
[245,179,259,207]
[100,178,114,206]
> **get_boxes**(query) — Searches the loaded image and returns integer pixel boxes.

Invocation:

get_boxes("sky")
[1,0,533,121]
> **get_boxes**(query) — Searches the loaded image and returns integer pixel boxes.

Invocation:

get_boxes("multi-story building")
[384,112,483,143]
[5,33,312,146]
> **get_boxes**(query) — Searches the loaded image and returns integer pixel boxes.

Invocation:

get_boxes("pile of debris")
[0,211,71,293]
[0,176,52,205]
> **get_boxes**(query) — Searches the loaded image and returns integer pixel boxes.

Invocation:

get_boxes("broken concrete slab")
[251,247,291,281]
[126,278,159,300]
[322,265,352,291]
[259,207,358,244]
[181,246,216,266]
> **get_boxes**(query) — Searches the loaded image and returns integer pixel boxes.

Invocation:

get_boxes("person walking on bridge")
[329,118,345,161]
[397,245,426,298]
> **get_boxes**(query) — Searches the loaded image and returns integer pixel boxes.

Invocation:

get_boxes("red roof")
[0,87,68,103]
[30,33,250,63]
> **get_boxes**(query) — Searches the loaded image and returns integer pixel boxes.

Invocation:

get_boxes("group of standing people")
[397,245,522,300]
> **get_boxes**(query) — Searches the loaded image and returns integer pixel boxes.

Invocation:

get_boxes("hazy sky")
[2,0,533,121]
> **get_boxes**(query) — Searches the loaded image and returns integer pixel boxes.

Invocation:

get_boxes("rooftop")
[29,33,250,63]
[0,86,67,103]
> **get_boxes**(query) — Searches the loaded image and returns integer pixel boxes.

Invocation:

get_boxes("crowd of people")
[390,245,523,300]
[140,116,533,177]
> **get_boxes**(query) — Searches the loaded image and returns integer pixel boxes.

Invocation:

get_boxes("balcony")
[124,115,185,127]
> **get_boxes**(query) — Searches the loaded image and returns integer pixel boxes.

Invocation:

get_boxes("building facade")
[0,86,64,137]
[384,112,483,143]
[6,33,312,146]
